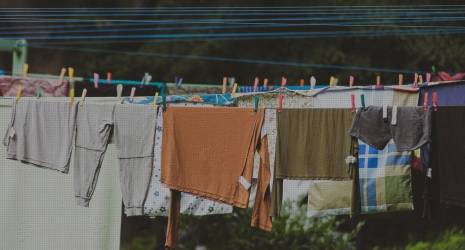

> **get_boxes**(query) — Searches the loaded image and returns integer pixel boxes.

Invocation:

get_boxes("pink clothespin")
[432,92,438,111]
[278,94,284,112]
[263,78,269,89]
[281,77,287,87]
[349,75,354,87]
[351,94,355,112]
[423,92,429,112]
[93,73,99,89]
[253,77,259,92]
[413,73,419,88]
[376,75,382,88]
[299,79,305,87]
[107,72,112,84]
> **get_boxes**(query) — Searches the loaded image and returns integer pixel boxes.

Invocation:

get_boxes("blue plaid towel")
[358,140,413,213]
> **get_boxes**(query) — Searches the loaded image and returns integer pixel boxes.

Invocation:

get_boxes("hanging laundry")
[161,107,270,248]
[235,91,317,108]
[307,180,353,217]
[126,94,234,106]
[431,71,465,82]
[350,106,432,151]
[358,140,413,213]
[0,76,68,97]
[144,108,233,216]
[3,99,77,173]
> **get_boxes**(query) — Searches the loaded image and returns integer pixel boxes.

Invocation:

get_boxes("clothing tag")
[382,105,388,122]
[345,155,356,165]
[238,176,251,190]
[427,168,432,178]
[391,106,398,125]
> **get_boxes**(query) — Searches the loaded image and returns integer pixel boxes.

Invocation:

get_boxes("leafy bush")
[406,229,465,250]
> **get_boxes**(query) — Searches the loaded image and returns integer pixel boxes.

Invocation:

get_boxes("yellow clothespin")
[80,88,87,107]
[329,76,334,86]
[58,67,66,84]
[152,92,159,109]
[222,77,227,94]
[68,67,75,104]
[232,83,238,94]
[16,84,23,103]
[22,64,29,79]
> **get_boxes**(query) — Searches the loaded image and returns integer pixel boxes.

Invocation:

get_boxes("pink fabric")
[0,76,68,97]
[432,72,465,82]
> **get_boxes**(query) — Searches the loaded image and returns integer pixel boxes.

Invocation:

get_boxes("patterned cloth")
[143,108,233,217]
[358,140,413,213]
[0,76,68,97]
[125,94,234,106]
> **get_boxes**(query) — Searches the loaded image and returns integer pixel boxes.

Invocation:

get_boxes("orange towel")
[161,107,270,248]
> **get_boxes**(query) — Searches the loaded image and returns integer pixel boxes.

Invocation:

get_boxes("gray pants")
[74,103,157,216]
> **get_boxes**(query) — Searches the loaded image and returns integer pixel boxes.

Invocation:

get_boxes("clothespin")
[16,84,22,103]
[329,76,334,86]
[161,84,167,112]
[22,63,29,79]
[222,77,227,94]
[426,73,431,84]
[413,73,419,88]
[432,92,438,111]
[423,92,429,112]
[263,78,269,89]
[281,77,287,88]
[361,94,366,111]
[253,95,259,112]
[130,87,136,103]
[228,77,235,87]
[93,73,99,89]
[58,67,66,84]
[80,88,87,107]
[151,92,159,109]
[253,77,259,92]
[107,72,112,84]
[432,65,436,74]
[35,82,42,98]
[175,76,183,88]
[310,76,316,89]
[68,67,75,104]
[349,75,354,87]
[398,74,404,85]
[232,83,238,94]
[116,84,123,103]
[278,94,284,113]
[351,94,355,113]
[419,75,424,85]
[299,79,305,87]
[140,73,151,88]
[376,75,382,88]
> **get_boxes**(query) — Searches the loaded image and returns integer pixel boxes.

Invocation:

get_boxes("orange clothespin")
[222,77,227,94]
[93,73,99,89]
[432,92,438,111]
[413,73,419,87]
[349,75,354,87]
[398,74,404,85]
[278,94,284,112]
[299,79,305,87]
[107,72,112,84]
[351,94,355,112]
[130,87,136,103]
[253,77,259,92]
[281,77,287,87]
[423,92,429,112]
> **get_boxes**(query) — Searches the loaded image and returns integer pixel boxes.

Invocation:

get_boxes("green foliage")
[406,229,465,250]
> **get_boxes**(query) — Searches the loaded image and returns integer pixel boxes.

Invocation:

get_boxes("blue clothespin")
[175,76,183,88]
[253,95,260,112]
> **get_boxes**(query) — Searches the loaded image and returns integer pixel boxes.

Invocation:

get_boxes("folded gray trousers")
[74,103,157,216]
[350,106,431,151]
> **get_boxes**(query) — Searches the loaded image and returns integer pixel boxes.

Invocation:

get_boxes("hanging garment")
[358,140,413,213]
[0,77,68,97]
[432,72,465,82]
[235,91,315,108]
[126,94,234,106]
[3,98,77,173]
[144,108,233,216]
[350,106,432,151]
[307,180,353,217]
[429,106,465,207]
[161,107,271,248]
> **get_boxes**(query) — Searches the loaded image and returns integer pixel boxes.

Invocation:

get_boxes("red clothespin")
[253,77,259,92]
[263,78,269,89]
[107,72,112,84]
[432,92,438,111]
[93,73,99,89]
[299,79,305,87]
[278,94,284,112]
[349,75,354,87]
[281,77,287,87]
[351,94,355,112]
[413,73,419,88]
[376,75,382,88]
[423,92,429,112]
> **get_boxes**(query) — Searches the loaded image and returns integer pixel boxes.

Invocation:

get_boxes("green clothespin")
[361,94,366,110]
[432,65,436,73]
[253,95,259,112]
[161,84,167,112]
[35,83,42,98]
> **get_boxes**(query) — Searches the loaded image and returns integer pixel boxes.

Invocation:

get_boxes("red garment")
[432,72,465,82]
[0,76,68,97]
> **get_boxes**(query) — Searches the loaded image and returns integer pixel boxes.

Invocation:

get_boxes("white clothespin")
[253,77,259,92]
[310,76,316,89]
[80,88,87,106]
[398,74,404,85]
[93,73,99,89]
[58,67,66,84]
[228,77,235,87]
[116,84,123,104]
[130,87,136,103]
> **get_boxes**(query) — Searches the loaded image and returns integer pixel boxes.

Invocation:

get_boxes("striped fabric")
[358,140,413,213]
